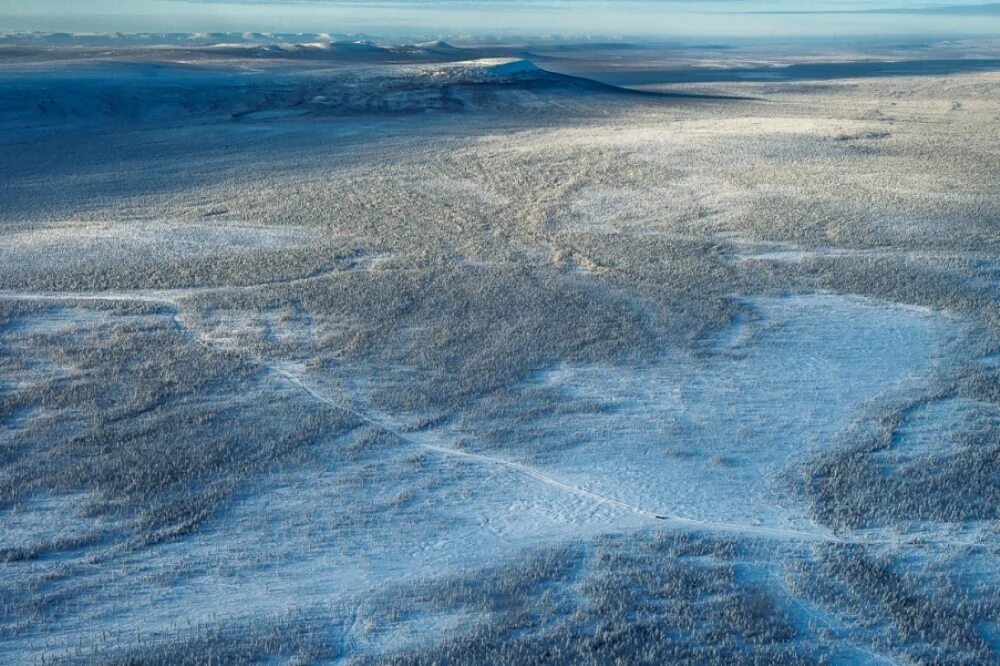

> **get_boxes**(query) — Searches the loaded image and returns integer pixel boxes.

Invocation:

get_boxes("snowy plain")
[2,34,1000,664]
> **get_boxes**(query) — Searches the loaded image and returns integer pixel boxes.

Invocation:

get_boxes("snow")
[4,290,963,661]
[0,221,317,275]
[481,59,544,77]
[412,40,459,51]
[422,293,961,534]
[0,492,119,552]
[873,396,1000,471]
[3,45,998,661]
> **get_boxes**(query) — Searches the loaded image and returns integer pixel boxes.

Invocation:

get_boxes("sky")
[2,1,1000,39]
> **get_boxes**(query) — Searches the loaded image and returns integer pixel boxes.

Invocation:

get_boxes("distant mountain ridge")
[0,56,663,128]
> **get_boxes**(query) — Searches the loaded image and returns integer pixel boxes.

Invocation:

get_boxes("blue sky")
[2,1,999,38]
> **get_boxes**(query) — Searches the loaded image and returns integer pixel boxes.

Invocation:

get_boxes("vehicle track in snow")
[275,365,838,542]
[0,288,946,546]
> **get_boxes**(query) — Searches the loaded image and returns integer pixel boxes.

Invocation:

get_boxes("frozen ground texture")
[2,37,1000,664]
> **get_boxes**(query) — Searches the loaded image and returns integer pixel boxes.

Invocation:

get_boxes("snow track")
[0,289,189,306]
[0,289,972,548]
[0,288,871,544]
[275,365,838,542]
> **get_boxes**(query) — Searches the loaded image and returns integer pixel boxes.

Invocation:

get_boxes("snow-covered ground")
[442,294,960,533]
[2,39,1000,663]
[0,289,966,662]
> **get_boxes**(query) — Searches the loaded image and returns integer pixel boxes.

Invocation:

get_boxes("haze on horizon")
[2,0,1000,40]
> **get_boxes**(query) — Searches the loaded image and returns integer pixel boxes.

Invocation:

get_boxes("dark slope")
[0,58,713,128]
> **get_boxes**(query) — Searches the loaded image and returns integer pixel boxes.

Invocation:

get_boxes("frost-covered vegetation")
[2,37,1000,663]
